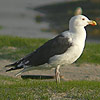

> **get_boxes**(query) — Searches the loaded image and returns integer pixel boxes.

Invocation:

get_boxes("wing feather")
[5,35,72,71]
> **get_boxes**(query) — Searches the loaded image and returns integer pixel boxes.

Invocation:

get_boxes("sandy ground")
[0,0,68,38]
[0,59,100,81]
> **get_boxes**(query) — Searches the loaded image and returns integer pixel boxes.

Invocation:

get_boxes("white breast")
[49,43,84,66]
[49,30,86,66]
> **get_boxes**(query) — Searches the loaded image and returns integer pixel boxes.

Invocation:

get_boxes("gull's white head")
[69,15,97,29]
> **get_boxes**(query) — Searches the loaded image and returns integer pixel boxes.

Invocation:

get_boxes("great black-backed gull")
[5,15,97,82]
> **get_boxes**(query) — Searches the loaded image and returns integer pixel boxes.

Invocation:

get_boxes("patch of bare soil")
[0,59,100,81]
[2,46,17,51]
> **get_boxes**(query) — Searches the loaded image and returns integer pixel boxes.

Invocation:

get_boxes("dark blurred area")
[34,0,100,39]
[0,0,99,39]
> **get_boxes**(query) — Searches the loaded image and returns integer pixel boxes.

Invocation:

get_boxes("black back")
[22,35,72,66]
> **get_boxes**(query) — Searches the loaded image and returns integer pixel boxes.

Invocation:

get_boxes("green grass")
[77,43,100,64]
[0,35,100,64]
[0,75,100,100]
[0,35,48,60]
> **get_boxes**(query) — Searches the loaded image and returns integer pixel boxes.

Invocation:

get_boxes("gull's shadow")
[21,75,55,79]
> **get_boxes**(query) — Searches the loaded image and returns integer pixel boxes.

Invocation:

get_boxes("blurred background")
[0,0,100,40]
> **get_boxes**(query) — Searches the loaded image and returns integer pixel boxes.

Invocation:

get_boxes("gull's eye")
[82,18,85,20]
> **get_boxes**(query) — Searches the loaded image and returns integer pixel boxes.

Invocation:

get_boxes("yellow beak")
[88,20,97,26]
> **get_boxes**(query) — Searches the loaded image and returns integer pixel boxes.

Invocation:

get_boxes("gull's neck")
[69,25,85,33]
[69,26,86,44]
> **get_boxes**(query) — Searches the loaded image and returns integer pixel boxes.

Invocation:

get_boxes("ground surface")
[1,59,100,81]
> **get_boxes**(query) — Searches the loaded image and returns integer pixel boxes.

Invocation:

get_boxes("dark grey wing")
[20,34,72,65]
[5,35,72,71]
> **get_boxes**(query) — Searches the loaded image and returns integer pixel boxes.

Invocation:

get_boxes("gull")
[5,15,97,83]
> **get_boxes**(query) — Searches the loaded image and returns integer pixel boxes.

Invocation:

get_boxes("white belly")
[49,43,85,66]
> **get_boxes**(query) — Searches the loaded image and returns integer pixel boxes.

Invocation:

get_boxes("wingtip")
[6,68,13,72]
[5,65,10,67]
[5,64,13,67]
